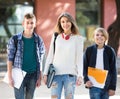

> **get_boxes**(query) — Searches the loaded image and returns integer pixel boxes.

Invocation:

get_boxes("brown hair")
[23,13,36,21]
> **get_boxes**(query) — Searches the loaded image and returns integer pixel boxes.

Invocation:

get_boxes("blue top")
[7,32,45,79]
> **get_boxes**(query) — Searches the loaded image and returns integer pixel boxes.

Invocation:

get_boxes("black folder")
[47,64,56,88]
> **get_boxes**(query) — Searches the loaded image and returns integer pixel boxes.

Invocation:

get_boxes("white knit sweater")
[44,34,83,77]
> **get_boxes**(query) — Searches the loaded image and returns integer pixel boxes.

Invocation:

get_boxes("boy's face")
[22,18,36,32]
[94,31,106,46]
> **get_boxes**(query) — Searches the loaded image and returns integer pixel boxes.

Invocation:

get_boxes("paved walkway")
[0,73,120,99]
[0,57,120,99]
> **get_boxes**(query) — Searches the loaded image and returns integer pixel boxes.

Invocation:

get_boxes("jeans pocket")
[69,74,74,77]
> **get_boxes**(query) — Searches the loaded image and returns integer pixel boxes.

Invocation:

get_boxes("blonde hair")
[94,27,109,43]
[54,12,80,35]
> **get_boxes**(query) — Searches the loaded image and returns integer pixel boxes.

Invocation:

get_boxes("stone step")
[0,71,6,81]
[0,62,7,80]
[0,62,7,71]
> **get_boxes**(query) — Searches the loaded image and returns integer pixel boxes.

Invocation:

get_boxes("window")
[76,0,100,42]
[0,0,34,55]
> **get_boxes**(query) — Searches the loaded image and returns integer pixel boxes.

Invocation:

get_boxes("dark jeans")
[14,72,37,99]
[89,87,109,99]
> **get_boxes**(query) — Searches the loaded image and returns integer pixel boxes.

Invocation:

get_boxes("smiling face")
[55,12,79,35]
[93,28,109,49]
[22,18,36,33]
[60,16,72,34]
[94,31,106,48]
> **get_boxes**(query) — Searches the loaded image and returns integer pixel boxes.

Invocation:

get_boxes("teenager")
[83,27,117,99]
[7,13,45,99]
[43,12,83,99]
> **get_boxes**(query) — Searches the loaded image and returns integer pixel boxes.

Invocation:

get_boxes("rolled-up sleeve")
[7,37,16,62]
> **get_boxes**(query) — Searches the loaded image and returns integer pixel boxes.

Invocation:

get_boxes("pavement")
[0,71,120,99]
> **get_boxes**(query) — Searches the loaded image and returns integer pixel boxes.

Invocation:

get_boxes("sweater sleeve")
[76,36,84,77]
[43,34,54,75]
[108,47,117,90]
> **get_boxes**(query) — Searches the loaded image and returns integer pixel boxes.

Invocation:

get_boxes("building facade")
[34,0,116,52]
[0,0,117,53]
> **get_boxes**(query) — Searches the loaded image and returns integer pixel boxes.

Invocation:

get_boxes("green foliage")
[76,11,90,26]
[76,0,99,27]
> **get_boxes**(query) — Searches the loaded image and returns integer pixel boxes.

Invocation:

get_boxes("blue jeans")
[14,72,37,99]
[89,87,109,99]
[51,74,77,99]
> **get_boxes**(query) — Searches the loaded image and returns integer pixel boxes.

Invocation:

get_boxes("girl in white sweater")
[43,12,83,99]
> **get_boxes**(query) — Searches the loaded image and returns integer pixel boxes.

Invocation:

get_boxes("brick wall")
[34,0,75,53]
[102,0,116,30]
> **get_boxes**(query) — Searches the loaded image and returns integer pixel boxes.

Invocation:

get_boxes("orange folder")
[88,67,108,84]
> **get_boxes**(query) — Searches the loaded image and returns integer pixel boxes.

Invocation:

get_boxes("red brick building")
[0,0,117,54]
[34,0,116,53]
[0,0,119,73]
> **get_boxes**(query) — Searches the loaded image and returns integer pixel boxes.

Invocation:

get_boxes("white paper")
[3,68,26,89]
[88,76,106,88]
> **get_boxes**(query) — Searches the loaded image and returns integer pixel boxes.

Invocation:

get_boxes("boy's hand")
[85,80,93,88]
[8,76,14,87]
[108,90,115,96]
[36,78,41,87]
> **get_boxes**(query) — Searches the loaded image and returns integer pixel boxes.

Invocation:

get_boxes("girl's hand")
[76,76,82,86]
[43,75,47,84]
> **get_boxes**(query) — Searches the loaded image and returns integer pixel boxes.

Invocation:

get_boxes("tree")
[0,7,16,38]
[107,0,120,55]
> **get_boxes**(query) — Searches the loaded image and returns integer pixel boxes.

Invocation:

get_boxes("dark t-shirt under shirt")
[22,36,37,73]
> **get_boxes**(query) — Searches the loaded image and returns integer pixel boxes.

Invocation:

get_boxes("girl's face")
[60,16,72,34]
[94,31,106,48]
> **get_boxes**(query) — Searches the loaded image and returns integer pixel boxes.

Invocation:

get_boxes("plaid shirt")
[7,32,45,79]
